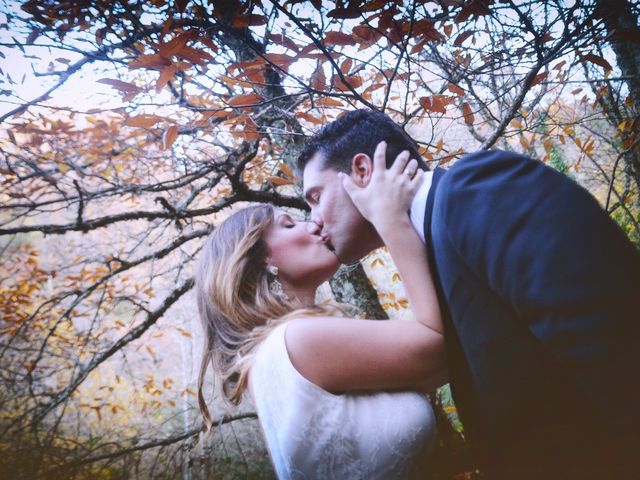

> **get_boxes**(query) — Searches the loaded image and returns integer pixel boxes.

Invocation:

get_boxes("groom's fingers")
[390,150,411,175]
[372,141,387,173]
[339,172,358,200]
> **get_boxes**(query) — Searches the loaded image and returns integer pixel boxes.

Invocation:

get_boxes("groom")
[297,109,640,479]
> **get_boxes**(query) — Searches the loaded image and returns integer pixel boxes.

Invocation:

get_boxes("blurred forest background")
[0,0,638,478]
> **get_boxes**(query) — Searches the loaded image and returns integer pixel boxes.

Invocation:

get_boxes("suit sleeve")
[435,149,640,424]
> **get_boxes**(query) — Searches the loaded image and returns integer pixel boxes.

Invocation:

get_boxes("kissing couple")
[195,109,640,479]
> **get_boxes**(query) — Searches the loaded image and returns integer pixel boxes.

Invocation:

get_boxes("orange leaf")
[227,93,263,107]
[124,115,163,128]
[448,82,465,96]
[263,53,295,69]
[316,97,344,107]
[163,125,179,150]
[311,61,326,90]
[268,176,294,186]
[461,102,475,125]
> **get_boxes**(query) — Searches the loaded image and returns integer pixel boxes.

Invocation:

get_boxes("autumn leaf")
[162,125,179,150]
[420,95,447,114]
[226,93,263,107]
[158,30,198,58]
[97,78,142,101]
[128,54,172,70]
[324,31,356,46]
[327,5,361,19]
[461,102,475,125]
[448,82,465,96]
[176,46,214,66]
[268,176,294,186]
[531,71,548,87]
[316,97,344,107]
[175,0,189,14]
[456,1,491,23]
[581,53,613,72]
[263,53,295,69]
[453,30,473,47]
[156,65,177,92]
[124,115,163,128]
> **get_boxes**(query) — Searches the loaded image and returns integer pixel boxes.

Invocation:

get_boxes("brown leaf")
[176,46,213,66]
[461,102,474,125]
[227,93,263,107]
[129,54,172,70]
[159,30,198,58]
[163,125,179,150]
[263,53,295,69]
[448,82,465,96]
[324,31,356,46]
[419,95,447,114]
[175,0,189,14]
[156,65,177,92]
[456,1,491,23]
[340,58,353,75]
[124,115,163,128]
[581,53,613,72]
[453,30,473,47]
[327,5,361,19]
[311,61,326,90]
[530,71,548,87]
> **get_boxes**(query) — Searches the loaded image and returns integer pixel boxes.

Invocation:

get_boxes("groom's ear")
[350,153,373,186]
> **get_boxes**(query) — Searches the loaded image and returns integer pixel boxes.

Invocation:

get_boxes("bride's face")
[263,210,340,290]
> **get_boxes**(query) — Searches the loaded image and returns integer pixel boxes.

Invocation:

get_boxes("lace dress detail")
[249,322,436,479]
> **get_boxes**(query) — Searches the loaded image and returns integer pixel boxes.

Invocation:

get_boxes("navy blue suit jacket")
[423,150,640,479]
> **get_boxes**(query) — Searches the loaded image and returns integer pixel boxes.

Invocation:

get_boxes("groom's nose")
[309,209,323,228]
[305,221,321,235]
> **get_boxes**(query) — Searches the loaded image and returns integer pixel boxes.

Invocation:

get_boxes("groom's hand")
[340,141,423,231]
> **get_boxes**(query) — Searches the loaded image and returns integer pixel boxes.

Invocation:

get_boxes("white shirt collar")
[409,170,433,243]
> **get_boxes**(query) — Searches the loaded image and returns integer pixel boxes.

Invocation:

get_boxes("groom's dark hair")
[296,109,427,174]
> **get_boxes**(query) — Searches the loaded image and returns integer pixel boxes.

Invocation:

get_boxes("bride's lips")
[320,234,335,252]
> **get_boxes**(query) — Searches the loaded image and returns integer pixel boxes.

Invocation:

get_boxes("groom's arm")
[435,149,640,415]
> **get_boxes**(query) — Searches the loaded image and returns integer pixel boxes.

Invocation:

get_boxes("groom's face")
[303,153,382,264]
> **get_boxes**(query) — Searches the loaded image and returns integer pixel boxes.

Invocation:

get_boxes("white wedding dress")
[249,322,437,479]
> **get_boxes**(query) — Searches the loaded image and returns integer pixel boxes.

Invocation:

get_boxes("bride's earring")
[267,265,289,301]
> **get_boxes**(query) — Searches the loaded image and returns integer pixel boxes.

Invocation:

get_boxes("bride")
[195,142,448,478]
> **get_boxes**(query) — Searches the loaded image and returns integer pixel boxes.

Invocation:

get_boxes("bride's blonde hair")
[195,204,339,439]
